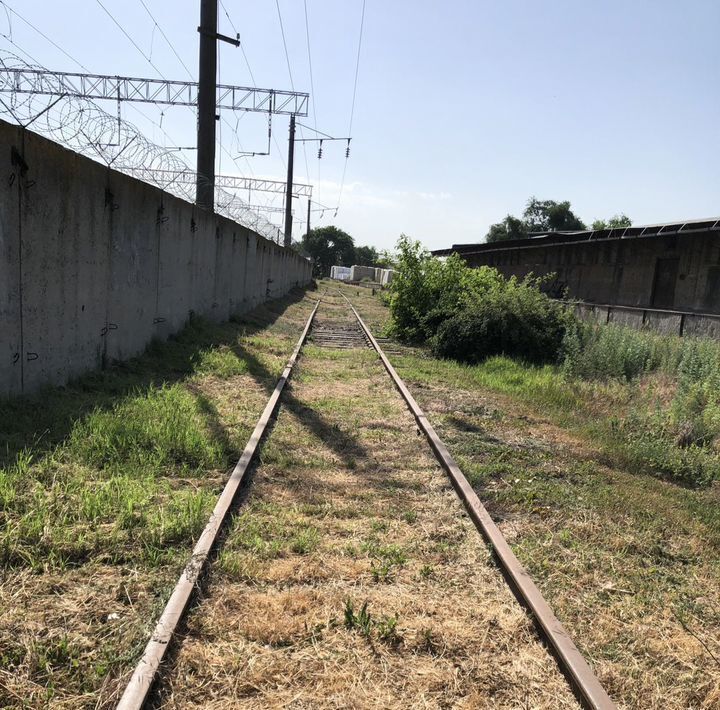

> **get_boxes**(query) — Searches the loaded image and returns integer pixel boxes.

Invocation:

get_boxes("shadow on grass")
[0,288,309,470]
[232,341,371,463]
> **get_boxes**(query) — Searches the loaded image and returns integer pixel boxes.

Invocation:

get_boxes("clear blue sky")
[2,0,718,251]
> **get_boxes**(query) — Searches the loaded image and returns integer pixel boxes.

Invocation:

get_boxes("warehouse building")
[433,218,720,337]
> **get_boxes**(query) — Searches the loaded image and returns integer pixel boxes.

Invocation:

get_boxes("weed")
[343,599,372,637]
[419,564,434,579]
[376,614,401,644]
[401,509,418,524]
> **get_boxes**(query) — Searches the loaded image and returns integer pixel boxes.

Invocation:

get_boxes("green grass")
[395,352,720,486]
[0,292,312,572]
[0,289,319,705]
[69,384,226,475]
[222,502,321,562]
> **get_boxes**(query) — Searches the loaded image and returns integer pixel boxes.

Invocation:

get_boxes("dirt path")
[157,291,577,708]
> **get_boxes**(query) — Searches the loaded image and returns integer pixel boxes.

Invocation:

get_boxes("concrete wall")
[574,303,720,339]
[350,265,377,282]
[0,120,312,397]
[462,231,720,314]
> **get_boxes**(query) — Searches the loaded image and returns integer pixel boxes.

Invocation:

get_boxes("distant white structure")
[350,265,377,281]
[334,264,396,285]
[379,268,395,285]
[330,265,352,281]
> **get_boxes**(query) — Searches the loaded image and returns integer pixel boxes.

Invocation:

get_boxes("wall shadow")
[0,287,310,469]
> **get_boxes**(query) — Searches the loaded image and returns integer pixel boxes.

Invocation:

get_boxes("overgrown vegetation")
[388,235,571,364]
[562,322,720,482]
[337,281,720,708]
[387,237,720,485]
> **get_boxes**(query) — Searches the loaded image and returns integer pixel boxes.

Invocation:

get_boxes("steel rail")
[116,300,320,710]
[343,293,616,710]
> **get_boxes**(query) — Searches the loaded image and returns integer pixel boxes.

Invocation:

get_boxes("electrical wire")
[0,0,91,72]
[274,0,311,239]
[303,0,321,213]
[94,0,168,80]
[0,7,282,240]
[137,0,194,80]
[336,0,366,214]
[0,0,188,154]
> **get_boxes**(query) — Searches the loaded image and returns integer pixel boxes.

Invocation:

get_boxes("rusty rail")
[343,293,616,710]
[116,300,319,710]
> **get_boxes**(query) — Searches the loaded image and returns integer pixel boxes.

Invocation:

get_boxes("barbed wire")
[0,51,283,244]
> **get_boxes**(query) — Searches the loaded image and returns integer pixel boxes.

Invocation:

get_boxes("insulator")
[318,147,323,159]
[345,146,350,158]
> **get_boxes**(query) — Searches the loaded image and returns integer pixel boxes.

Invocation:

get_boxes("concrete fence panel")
[0,120,312,398]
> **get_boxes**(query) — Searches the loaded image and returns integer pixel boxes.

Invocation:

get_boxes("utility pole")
[283,113,296,247]
[196,0,217,211]
[306,198,311,237]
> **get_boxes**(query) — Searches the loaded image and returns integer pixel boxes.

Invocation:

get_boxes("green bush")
[388,235,503,342]
[389,235,574,364]
[432,278,570,364]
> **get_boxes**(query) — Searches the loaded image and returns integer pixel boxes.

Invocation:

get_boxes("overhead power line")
[137,0,194,80]
[303,0,321,207]
[0,0,190,154]
[336,0,366,214]
[0,1,90,71]
[94,0,168,80]
[275,0,311,192]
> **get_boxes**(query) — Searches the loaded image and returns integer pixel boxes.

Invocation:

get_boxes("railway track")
[117,290,615,709]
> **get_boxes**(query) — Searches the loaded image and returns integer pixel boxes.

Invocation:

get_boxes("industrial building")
[433,218,720,337]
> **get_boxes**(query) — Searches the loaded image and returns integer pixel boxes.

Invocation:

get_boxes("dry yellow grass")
[157,291,578,708]
[0,291,318,708]
[342,281,720,709]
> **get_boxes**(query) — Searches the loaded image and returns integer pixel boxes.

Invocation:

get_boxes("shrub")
[388,235,502,342]
[432,277,570,365]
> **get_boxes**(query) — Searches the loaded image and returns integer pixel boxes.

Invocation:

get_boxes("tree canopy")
[354,245,378,266]
[485,197,630,243]
[591,214,632,230]
[299,226,393,277]
[301,226,355,277]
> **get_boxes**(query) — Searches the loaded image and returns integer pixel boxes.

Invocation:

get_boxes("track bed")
[145,292,583,708]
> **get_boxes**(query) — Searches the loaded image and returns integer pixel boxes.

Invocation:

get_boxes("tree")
[485,196,587,243]
[354,245,379,266]
[591,214,632,230]
[523,197,585,232]
[376,249,397,268]
[486,215,528,243]
[301,226,355,277]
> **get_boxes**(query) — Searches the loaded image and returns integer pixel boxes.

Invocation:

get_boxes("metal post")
[283,114,296,247]
[196,0,217,211]
[306,198,311,237]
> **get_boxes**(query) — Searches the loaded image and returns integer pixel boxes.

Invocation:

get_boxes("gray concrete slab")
[0,124,22,396]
